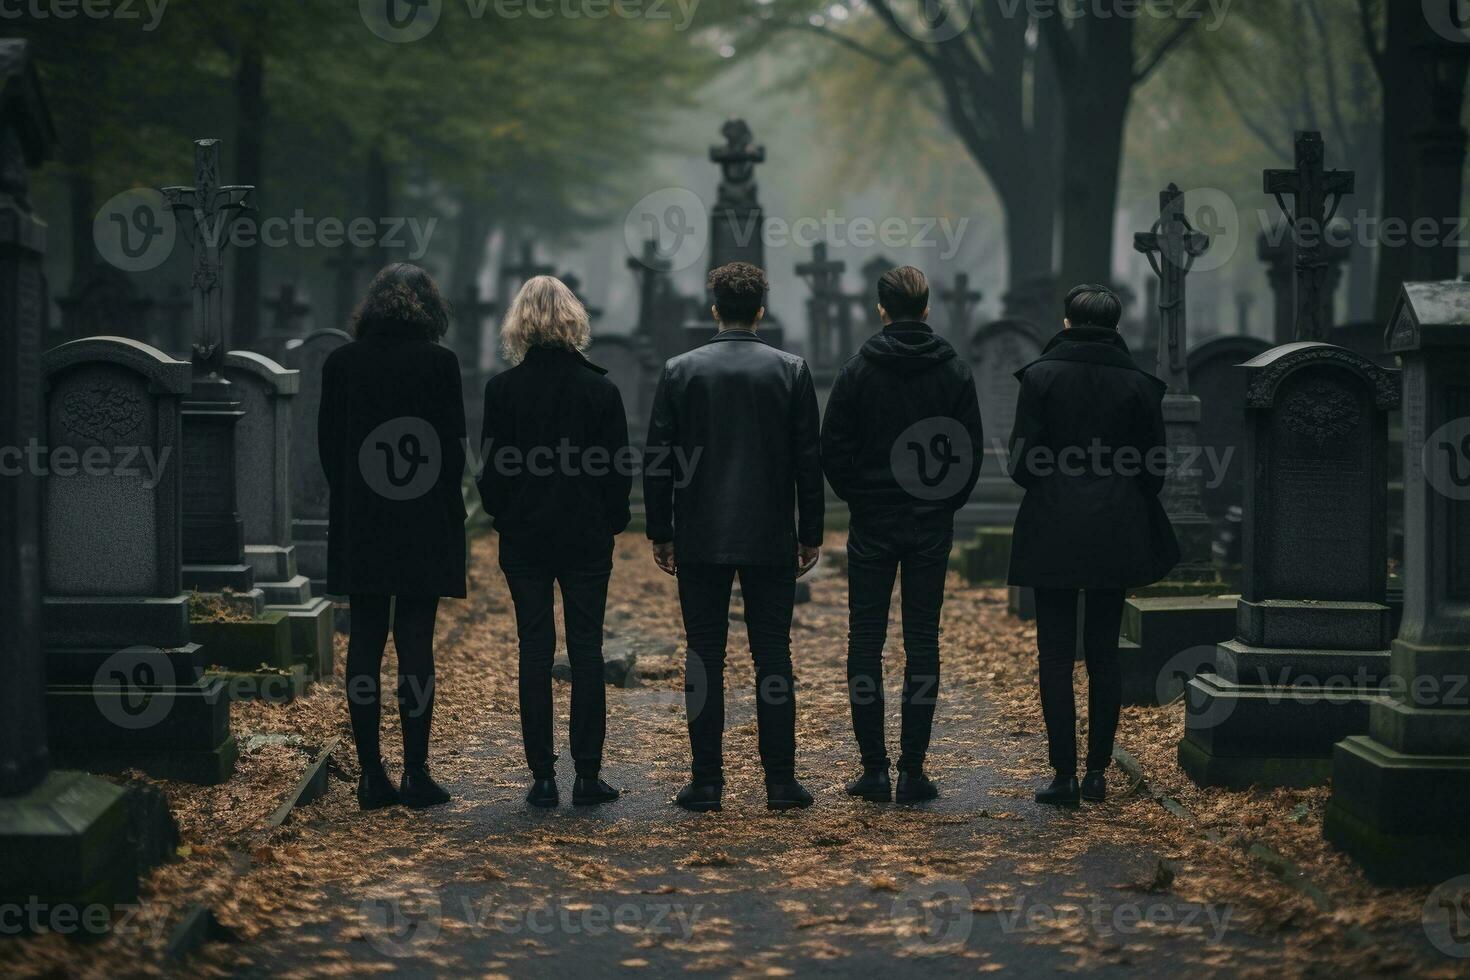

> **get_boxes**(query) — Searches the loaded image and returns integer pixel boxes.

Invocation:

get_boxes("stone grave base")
[46,677,238,785]
[258,574,313,606]
[190,609,293,669]
[182,562,258,596]
[244,543,294,584]
[0,771,137,927]
[205,663,312,703]
[269,596,336,677]
[1324,736,1470,884]
[958,527,1012,586]
[1235,599,1394,651]
[1118,595,1238,705]
[42,594,191,650]
[1179,671,1387,789]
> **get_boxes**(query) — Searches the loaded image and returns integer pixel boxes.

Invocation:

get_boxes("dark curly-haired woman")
[318,263,466,810]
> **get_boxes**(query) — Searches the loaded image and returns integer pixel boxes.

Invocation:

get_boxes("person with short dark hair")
[1007,283,1179,807]
[319,263,466,811]
[821,264,983,804]
[644,261,824,812]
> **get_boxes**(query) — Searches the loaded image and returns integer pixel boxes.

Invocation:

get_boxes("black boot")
[572,776,620,806]
[527,777,559,808]
[895,771,939,804]
[1081,769,1107,803]
[357,759,401,811]
[399,766,452,809]
[674,782,722,812]
[766,780,814,811]
[1035,773,1081,807]
[844,768,892,802]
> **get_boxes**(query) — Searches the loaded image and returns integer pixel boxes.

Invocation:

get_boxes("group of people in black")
[316,260,1178,814]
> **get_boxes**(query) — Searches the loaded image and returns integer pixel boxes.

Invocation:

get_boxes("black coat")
[476,345,632,558]
[317,323,467,598]
[644,329,824,566]
[820,321,984,525]
[1006,325,1180,589]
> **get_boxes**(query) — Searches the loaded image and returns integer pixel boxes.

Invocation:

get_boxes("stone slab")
[182,563,257,594]
[1368,698,1470,755]
[42,595,191,651]
[1215,639,1391,687]
[270,596,335,677]
[190,610,293,672]
[45,642,209,686]
[259,574,312,606]
[1236,599,1394,651]
[205,663,311,704]
[1119,596,1238,706]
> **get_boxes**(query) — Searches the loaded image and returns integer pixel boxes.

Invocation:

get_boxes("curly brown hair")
[707,261,768,326]
[351,263,451,341]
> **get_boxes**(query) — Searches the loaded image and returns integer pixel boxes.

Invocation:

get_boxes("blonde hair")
[499,275,591,365]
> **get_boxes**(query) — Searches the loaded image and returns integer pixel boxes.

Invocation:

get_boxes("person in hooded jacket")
[820,266,983,804]
[1007,283,1180,808]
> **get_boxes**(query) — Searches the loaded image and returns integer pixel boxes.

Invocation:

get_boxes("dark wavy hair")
[351,263,451,341]
[707,261,768,326]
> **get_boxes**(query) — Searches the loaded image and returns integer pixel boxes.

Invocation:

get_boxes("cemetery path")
[4,534,1457,978]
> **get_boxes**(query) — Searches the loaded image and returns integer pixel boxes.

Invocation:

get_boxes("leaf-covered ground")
[4,532,1463,978]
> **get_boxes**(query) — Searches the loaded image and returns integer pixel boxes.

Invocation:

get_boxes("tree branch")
[773,19,904,67]
[1357,0,1384,80]
[1132,17,1198,85]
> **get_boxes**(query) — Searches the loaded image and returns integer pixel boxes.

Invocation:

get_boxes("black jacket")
[476,345,632,557]
[318,324,467,598]
[644,329,824,565]
[1006,325,1180,589]
[820,321,984,524]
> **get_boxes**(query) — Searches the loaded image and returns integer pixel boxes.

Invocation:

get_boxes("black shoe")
[845,768,892,803]
[527,777,559,808]
[675,782,722,812]
[895,771,939,804]
[399,766,452,809]
[1081,770,1106,802]
[357,760,401,811]
[572,776,620,806]
[766,780,814,811]
[1035,774,1081,807]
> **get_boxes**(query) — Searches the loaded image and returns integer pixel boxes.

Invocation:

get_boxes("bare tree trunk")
[1371,2,1428,321]
[231,41,265,349]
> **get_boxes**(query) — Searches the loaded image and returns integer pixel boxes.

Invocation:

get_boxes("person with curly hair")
[317,262,466,811]
[644,261,824,813]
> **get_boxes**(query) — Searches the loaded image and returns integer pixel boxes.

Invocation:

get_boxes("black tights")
[1034,588,1125,778]
[346,594,440,771]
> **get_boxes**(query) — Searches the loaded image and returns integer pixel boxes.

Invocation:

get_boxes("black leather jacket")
[643,329,824,565]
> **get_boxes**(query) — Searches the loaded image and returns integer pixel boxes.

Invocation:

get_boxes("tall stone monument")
[1263,131,1355,343]
[1180,343,1399,787]
[0,38,141,919]
[1325,281,1470,882]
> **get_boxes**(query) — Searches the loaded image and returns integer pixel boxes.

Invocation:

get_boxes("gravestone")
[1180,342,1399,788]
[283,329,351,596]
[586,333,653,431]
[941,273,983,341]
[795,242,846,375]
[0,38,143,922]
[1325,281,1470,883]
[1188,334,1273,525]
[1262,130,1355,343]
[55,264,153,344]
[258,283,312,358]
[966,319,1040,526]
[224,350,334,677]
[41,337,237,783]
[456,286,497,448]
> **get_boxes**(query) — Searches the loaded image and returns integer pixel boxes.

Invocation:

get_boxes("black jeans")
[846,517,952,775]
[677,562,798,787]
[499,535,613,781]
[346,594,440,770]
[1034,587,1126,777]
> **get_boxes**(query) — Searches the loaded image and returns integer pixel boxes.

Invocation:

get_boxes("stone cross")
[627,237,672,346]
[795,242,845,367]
[561,272,603,321]
[263,283,310,338]
[1133,182,1214,580]
[161,138,254,378]
[941,272,983,337]
[1263,131,1355,342]
[500,240,553,298]
[710,118,765,210]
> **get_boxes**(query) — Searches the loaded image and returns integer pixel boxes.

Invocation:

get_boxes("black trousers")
[346,593,440,770]
[500,536,613,781]
[677,562,797,787]
[846,517,952,775]
[1034,587,1126,777]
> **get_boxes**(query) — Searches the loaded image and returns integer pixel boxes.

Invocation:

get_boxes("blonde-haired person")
[476,275,632,808]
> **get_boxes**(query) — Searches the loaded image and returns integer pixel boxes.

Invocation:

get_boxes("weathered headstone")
[796,242,846,373]
[0,39,143,923]
[1180,342,1399,788]
[41,337,237,782]
[1188,334,1272,525]
[55,264,153,344]
[966,319,1040,525]
[1325,281,1470,883]
[586,333,653,430]
[282,329,351,596]
[224,350,334,678]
